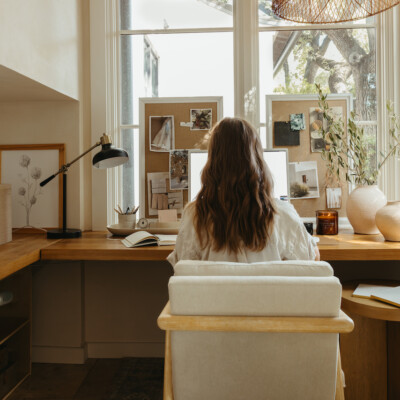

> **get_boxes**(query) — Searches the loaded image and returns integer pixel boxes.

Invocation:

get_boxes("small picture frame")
[326,187,342,209]
[0,144,65,229]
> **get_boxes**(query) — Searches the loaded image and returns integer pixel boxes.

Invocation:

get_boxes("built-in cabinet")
[0,268,31,400]
[31,260,171,363]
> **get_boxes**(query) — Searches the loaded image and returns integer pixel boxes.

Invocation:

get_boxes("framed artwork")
[0,144,65,229]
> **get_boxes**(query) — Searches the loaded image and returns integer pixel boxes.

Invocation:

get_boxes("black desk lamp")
[40,133,129,239]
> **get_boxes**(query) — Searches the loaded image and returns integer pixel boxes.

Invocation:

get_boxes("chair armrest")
[157,301,354,334]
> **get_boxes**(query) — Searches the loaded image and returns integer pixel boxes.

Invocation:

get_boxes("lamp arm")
[40,141,101,187]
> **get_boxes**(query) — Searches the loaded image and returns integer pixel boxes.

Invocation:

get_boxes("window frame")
[90,0,395,229]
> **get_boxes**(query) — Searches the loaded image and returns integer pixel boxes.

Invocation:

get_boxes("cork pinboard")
[266,94,352,218]
[139,97,223,219]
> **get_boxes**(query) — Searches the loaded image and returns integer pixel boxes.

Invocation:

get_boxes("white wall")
[0,0,80,100]
[0,0,92,230]
[0,101,83,229]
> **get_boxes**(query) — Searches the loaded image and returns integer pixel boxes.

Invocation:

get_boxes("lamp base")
[46,228,82,239]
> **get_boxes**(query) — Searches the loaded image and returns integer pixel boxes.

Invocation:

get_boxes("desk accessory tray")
[107,221,180,236]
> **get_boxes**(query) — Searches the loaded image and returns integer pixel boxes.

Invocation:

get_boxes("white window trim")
[377,8,400,201]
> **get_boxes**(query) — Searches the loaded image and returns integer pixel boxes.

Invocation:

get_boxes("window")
[96,0,386,224]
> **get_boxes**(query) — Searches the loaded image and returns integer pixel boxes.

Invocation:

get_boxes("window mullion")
[377,9,400,200]
[233,0,259,126]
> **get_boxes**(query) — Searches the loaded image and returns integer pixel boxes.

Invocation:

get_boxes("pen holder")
[118,213,136,229]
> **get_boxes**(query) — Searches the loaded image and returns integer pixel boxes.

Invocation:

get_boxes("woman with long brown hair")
[168,117,318,266]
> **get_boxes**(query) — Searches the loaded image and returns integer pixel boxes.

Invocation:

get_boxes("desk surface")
[0,233,57,280]
[342,281,400,321]
[40,230,400,262]
[2,230,400,281]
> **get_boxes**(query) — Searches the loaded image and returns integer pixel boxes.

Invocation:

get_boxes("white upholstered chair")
[158,260,354,400]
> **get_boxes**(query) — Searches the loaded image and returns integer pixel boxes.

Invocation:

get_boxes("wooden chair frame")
[158,302,354,400]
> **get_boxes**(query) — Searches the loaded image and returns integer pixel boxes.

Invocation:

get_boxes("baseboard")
[87,342,165,358]
[32,345,87,364]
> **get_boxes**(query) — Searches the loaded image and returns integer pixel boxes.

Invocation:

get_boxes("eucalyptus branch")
[317,86,400,186]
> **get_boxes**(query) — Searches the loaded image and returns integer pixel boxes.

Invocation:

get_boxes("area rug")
[108,358,164,400]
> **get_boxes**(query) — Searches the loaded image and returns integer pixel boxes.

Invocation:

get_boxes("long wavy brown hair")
[194,117,276,253]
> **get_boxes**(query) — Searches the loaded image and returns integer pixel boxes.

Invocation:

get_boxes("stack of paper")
[353,283,400,307]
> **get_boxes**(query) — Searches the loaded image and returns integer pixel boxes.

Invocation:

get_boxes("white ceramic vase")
[376,201,400,241]
[346,185,387,234]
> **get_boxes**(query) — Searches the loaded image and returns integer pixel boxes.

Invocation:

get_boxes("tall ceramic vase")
[376,201,400,241]
[346,185,387,234]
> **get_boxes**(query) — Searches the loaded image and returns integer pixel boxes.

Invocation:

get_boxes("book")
[352,283,389,299]
[122,230,177,248]
[370,286,400,308]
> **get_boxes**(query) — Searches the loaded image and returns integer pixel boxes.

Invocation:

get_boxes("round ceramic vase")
[376,201,400,241]
[346,185,387,234]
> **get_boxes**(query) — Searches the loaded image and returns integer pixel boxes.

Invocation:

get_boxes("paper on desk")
[370,286,400,307]
[352,283,391,299]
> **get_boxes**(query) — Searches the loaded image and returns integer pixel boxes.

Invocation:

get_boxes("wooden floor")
[8,359,127,400]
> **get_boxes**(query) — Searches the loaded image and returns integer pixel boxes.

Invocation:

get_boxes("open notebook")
[353,283,400,307]
[122,230,177,248]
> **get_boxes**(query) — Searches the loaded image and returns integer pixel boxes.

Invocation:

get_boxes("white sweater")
[167,200,317,267]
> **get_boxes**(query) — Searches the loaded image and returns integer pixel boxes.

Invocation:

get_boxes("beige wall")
[0,0,92,230]
[0,0,80,99]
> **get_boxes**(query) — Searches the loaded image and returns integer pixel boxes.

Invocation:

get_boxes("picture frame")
[0,144,65,230]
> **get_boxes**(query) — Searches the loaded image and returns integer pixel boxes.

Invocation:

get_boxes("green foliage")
[378,101,400,169]
[317,85,400,186]
[346,112,378,185]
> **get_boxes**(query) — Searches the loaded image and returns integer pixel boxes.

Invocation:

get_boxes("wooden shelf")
[0,318,29,346]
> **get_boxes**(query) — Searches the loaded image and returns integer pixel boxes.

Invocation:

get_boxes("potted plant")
[316,85,400,234]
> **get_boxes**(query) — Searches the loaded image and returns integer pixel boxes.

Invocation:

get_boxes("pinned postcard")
[158,209,178,223]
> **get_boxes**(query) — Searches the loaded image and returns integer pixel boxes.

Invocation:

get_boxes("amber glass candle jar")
[316,210,338,235]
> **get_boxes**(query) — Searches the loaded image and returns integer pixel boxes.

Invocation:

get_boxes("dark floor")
[9,359,159,400]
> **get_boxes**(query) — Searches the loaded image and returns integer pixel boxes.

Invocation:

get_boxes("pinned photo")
[190,109,212,130]
[170,150,188,190]
[290,113,305,131]
[309,107,342,153]
[289,161,319,199]
[149,116,174,152]
[147,172,183,216]
[326,187,342,209]
[274,121,300,146]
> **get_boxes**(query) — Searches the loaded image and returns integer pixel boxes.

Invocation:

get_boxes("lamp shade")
[92,143,129,169]
[272,0,400,24]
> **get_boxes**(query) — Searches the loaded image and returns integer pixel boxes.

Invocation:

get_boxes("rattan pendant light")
[272,0,400,24]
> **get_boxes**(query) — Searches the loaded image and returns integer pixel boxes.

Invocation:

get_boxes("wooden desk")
[340,281,400,400]
[36,230,400,261]
[0,234,57,281]
[40,232,173,262]
[2,230,400,278]
[1,230,400,398]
